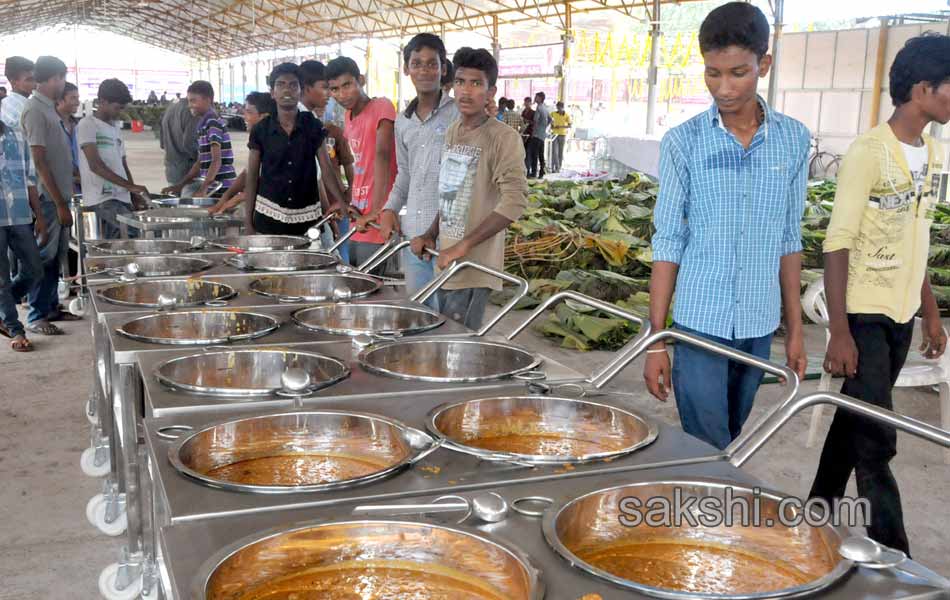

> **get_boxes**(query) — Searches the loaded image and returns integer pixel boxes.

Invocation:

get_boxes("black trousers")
[526,137,545,178]
[809,313,914,554]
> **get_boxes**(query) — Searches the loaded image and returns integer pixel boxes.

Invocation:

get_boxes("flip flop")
[10,336,33,352]
[48,311,82,322]
[0,324,12,339]
[26,321,64,336]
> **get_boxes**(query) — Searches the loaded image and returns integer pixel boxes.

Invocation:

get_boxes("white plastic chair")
[802,278,950,464]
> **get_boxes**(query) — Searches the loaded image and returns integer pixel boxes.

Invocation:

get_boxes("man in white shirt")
[77,78,148,239]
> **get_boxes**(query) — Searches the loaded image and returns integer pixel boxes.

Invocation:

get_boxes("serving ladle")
[839,536,950,588]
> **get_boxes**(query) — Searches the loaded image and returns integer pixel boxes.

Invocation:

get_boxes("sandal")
[10,335,33,352]
[0,324,12,339]
[48,311,82,322]
[26,321,64,336]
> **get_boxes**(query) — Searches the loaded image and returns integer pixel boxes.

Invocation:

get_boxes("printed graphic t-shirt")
[344,98,397,244]
[437,117,528,291]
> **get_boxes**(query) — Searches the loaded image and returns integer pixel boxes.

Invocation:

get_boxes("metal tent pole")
[644,0,661,135]
[766,0,785,108]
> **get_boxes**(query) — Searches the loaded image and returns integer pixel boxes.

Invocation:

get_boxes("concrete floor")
[1,130,948,598]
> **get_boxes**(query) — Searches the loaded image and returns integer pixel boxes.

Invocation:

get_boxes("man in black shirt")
[245,63,341,236]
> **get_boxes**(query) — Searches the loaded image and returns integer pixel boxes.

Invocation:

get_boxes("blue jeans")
[671,323,773,450]
[0,224,43,337]
[336,216,350,264]
[402,248,438,310]
[27,198,69,324]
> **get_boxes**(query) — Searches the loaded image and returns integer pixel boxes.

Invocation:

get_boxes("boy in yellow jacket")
[810,33,950,555]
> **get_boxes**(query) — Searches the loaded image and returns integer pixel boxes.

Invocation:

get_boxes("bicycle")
[808,136,842,180]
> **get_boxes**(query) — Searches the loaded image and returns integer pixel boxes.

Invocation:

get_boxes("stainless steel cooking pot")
[543,479,850,599]
[135,207,230,223]
[151,195,218,208]
[358,338,543,383]
[154,348,349,396]
[293,301,445,337]
[85,239,196,255]
[225,250,338,272]
[208,234,311,252]
[86,255,214,278]
[427,395,657,464]
[96,279,237,308]
[198,520,543,600]
[116,310,280,345]
[249,272,381,302]
[164,410,440,493]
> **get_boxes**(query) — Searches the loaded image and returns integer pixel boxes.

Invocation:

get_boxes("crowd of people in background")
[2,5,949,565]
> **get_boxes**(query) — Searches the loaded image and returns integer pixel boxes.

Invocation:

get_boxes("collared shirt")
[652,98,810,339]
[502,109,524,134]
[21,91,74,206]
[248,110,326,223]
[383,92,458,238]
[196,110,237,189]
[0,92,36,226]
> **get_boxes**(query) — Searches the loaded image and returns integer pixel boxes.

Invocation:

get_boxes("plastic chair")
[802,278,950,464]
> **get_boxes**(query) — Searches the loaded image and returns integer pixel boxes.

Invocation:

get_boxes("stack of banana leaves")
[495,174,950,351]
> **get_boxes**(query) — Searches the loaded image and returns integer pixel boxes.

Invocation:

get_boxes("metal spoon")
[352,492,509,524]
[279,367,311,395]
[156,294,178,311]
[839,536,950,588]
[332,286,352,301]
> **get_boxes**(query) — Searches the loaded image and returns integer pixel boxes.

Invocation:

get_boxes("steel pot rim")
[84,239,194,255]
[114,309,281,345]
[226,250,339,272]
[541,477,853,600]
[86,256,215,277]
[95,280,238,308]
[426,395,659,465]
[292,301,446,336]
[153,348,350,397]
[193,518,545,600]
[166,409,439,494]
[208,234,311,252]
[249,272,382,302]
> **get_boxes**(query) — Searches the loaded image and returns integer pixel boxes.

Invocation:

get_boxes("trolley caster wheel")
[69,296,88,318]
[81,447,111,477]
[86,493,105,527]
[89,498,127,537]
[85,399,98,426]
[99,562,142,600]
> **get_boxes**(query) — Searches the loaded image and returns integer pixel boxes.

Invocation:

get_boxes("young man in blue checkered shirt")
[644,2,809,450]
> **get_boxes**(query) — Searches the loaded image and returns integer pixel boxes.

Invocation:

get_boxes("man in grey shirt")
[160,95,199,189]
[528,91,551,178]
[359,33,458,306]
[20,56,76,334]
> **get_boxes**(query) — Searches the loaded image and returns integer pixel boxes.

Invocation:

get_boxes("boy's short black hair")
[62,82,78,96]
[298,60,325,88]
[245,91,277,115]
[889,32,950,106]
[403,33,447,67]
[452,47,498,87]
[535,91,545,102]
[441,61,454,87]
[187,80,215,99]
[98,78,132,104]
[556,101,564,108]
[34,56,67,83]
[524,96,531,103]
[5,57,33,82]
[268,62,302,88]
[325,56,361,82]
[698,2,771,59]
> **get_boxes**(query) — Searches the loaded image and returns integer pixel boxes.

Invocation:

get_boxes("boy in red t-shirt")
[326,56,397,274]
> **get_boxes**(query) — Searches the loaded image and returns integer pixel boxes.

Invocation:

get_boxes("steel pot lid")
[428,396,657,464]
[154,348,349,396]
[151,195,218,208]
[228,250,338,272]
[249,272,381,302]
[96,279,237,308]
[199,520,542,600]
[293,301,445,336]
[85,239,195,255]
[359,338,542,383]
[543,479,851,599]
[168,410,439,493]
[116,310,280,345]
[210,234,310,252]
[86,255,214,277]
